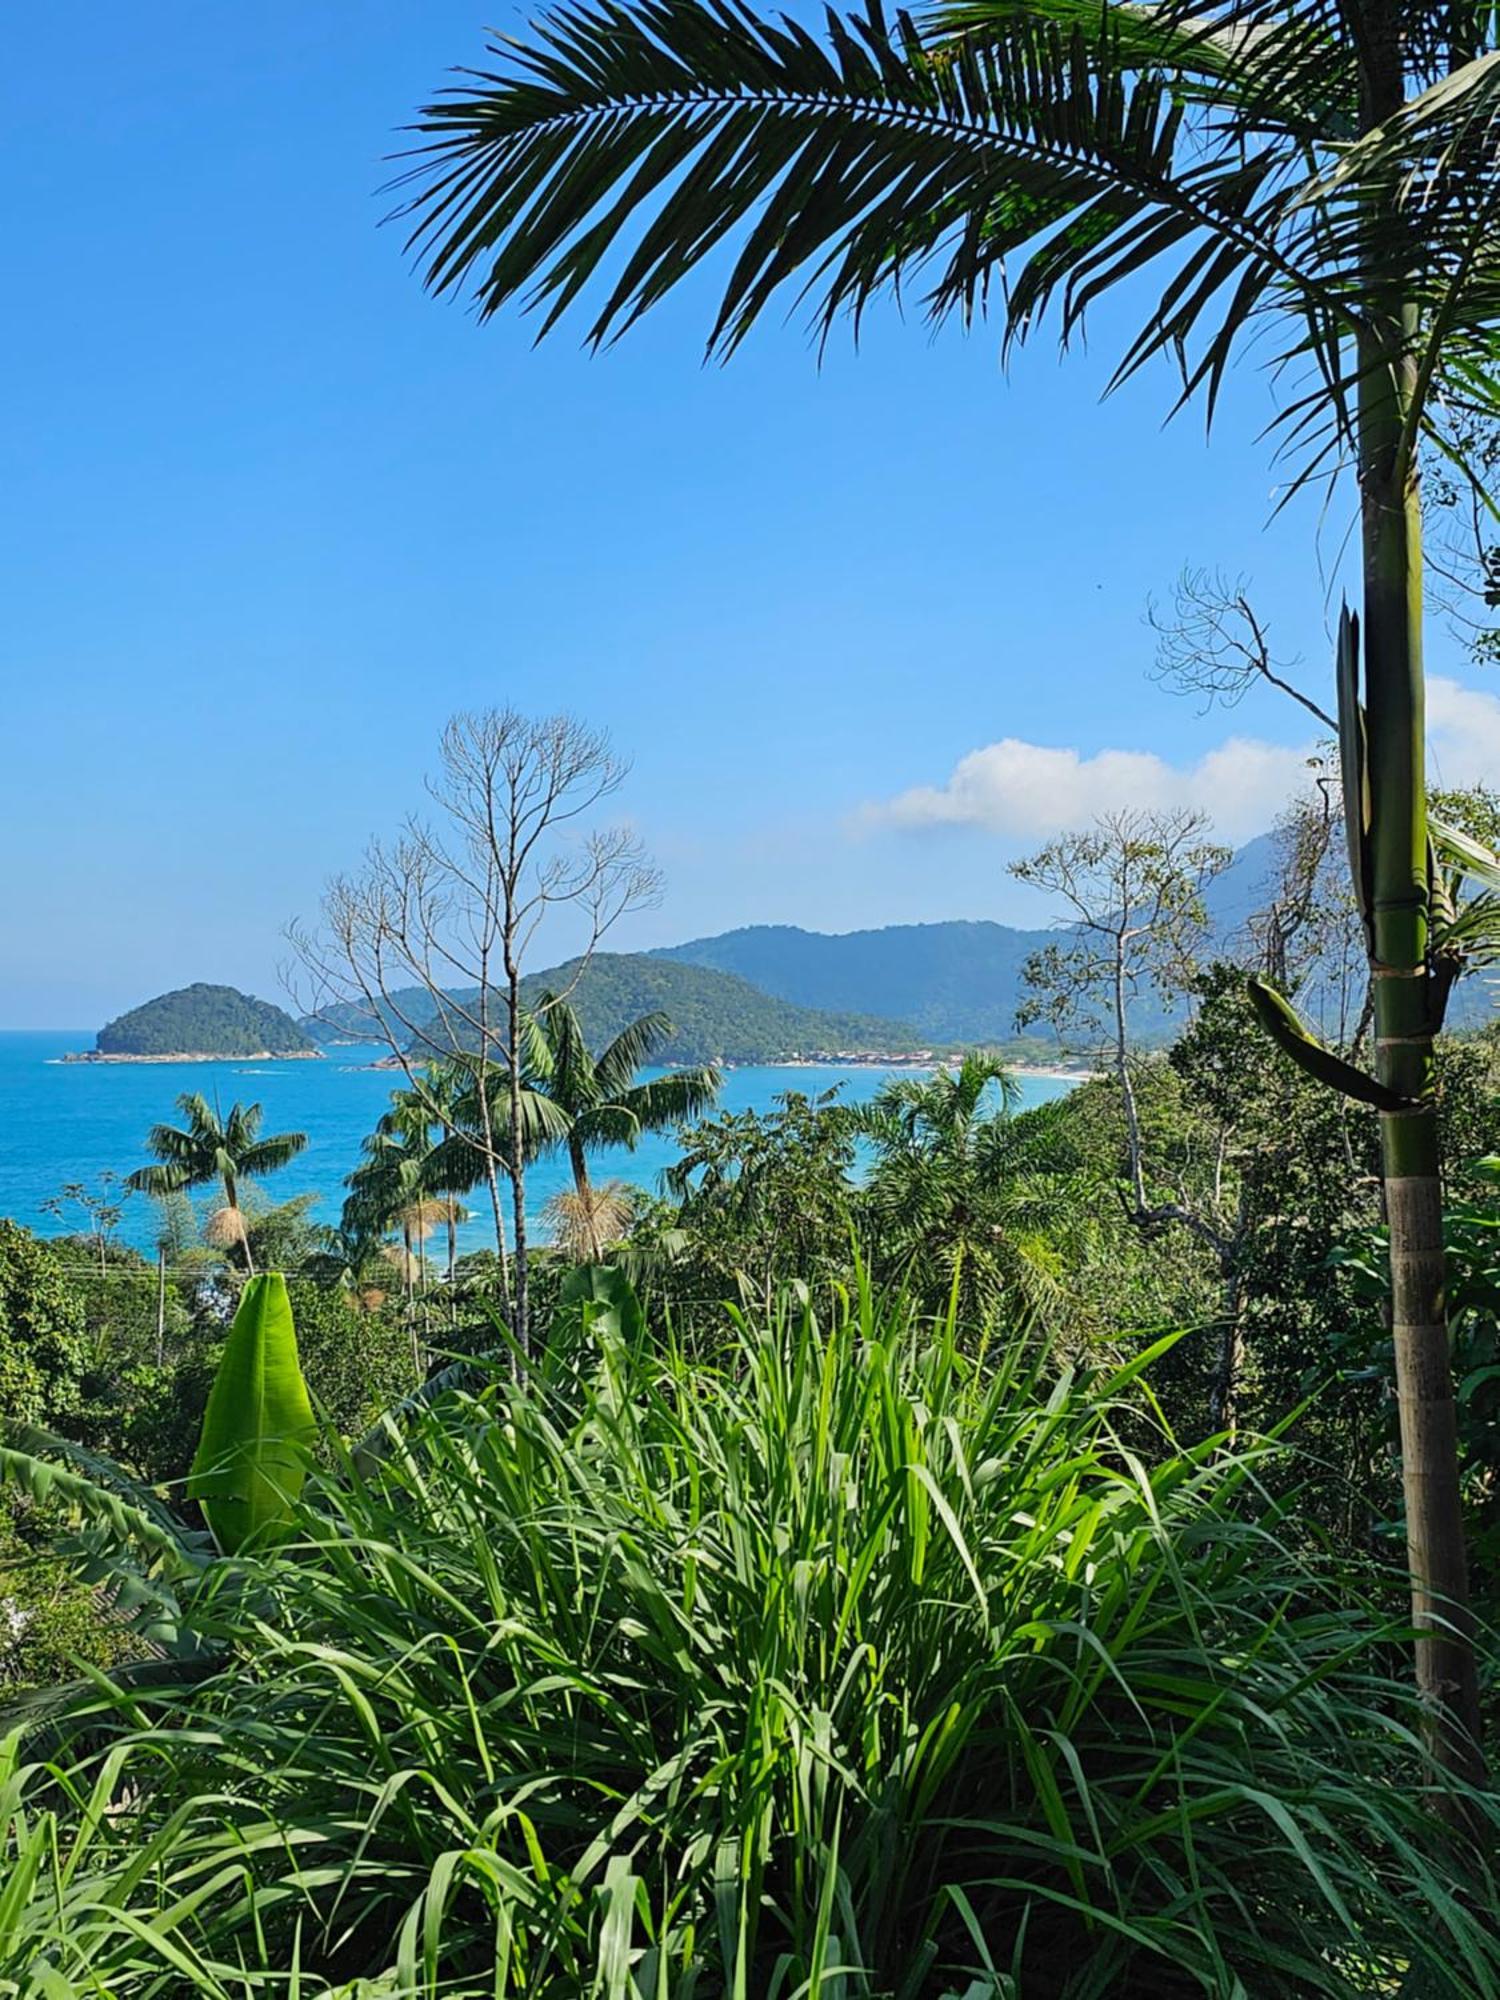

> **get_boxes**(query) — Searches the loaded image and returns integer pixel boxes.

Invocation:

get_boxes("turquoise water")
[0,1031,1073,1256]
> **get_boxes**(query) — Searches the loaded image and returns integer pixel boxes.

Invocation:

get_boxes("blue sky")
[3,2,1493,1027]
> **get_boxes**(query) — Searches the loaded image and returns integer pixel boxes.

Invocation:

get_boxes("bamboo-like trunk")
[1359,349,1484,1785]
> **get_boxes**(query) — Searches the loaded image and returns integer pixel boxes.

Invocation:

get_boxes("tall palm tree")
[393,0,1500,1766]
[343,1111,465,1374]
[529,996,721,1260]
[423,1043,575,1313]
[126,1094,306,1276]
[405,1066,474,1284]
[854,1053,1068,1315]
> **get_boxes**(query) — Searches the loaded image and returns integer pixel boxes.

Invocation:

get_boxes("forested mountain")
[302,830,1497,1058]
[96,984,315,1057]
[305,955,924,1065]
[654,921,1056,1045]
[655,835,1496,1041]
[653,840,1282,1043]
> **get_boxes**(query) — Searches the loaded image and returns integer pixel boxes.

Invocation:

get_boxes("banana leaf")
[188,1273,316,1555]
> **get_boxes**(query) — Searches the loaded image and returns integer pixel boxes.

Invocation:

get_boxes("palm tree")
[422,1045,574,1315]
[126,1094,306,1276]
[343,1121,443,1374]
[529,996,721,1260]
[393,1,1500,1767]
[405,1066,474,1284]
[854,1053,1070,1316]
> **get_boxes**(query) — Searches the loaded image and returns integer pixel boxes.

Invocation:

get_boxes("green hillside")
[518,954,922,1063]
[301,954,922,1065]
[97,984,315,1058]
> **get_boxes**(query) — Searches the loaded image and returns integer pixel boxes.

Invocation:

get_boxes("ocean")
[0,1031,1075,1257]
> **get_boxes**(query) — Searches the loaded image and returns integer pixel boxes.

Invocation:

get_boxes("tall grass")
[5,1281,1498,1997]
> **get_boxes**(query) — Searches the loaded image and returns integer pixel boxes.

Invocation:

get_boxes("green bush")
[0,1223,88,1427]
[4,1285,1497,1996]
[283,1279,421,1441]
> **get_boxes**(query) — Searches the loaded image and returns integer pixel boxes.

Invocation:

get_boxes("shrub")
[6,1284,1498,1996]
[0,1223,88,1427]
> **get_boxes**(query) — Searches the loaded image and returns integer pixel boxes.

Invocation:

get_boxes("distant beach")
[57,1047,324,1066]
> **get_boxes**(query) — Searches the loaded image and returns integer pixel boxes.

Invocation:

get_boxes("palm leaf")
[237,1129,309,1177]
[533,993,601,1113]
[392,0,1294,370]
[590,1010,677,1100]
[391,0,1500,488]
[582,1067,723,1150]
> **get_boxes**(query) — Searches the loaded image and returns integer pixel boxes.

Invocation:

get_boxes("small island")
[65,983,321,1063]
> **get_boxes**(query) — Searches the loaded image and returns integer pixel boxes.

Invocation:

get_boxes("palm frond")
[581,1067,723,1150]
[124,1161,192,1197]
[393,0,1500,486]
[392,0,1298,375]
[591,1011,677,1100]
[533,993,599,1112]
[238,1129,309,1177]
[541,1180,637,1259]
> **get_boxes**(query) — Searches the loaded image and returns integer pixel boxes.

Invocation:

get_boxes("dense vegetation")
[517,954,923,1063]
[5,1280,1498,1996]
[658,860,1499,1045]
[10,0,1500,1972]
[96,983,314,1058]
[6,940,1500,1989]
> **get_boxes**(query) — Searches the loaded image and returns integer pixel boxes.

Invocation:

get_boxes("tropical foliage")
[3,1282,1498,1994]
[124,1094,308,1273]
[395,0,1500,1761]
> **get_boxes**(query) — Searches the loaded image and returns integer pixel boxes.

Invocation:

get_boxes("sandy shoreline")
[58,1048,324,1066]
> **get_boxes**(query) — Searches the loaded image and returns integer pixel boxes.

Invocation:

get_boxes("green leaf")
[1334,604,1373,950]
[556,1263,646,1346]
[1246,976,1413,1112]
[1430,814,1500,892]
[188,1273,317,1555]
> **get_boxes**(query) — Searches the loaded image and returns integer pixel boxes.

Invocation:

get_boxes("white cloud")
[858,734,1317,844]
[856,676,1500,849]
[1428,675,1500,788]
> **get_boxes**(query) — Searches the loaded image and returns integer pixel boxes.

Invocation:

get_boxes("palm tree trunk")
[225,1170,254,1276]
[155,1245,167,1369]
[1359,340,1483,1785]
[568,1133,602,1261]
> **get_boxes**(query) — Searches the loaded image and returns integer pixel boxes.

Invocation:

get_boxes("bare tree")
[1012,811,1261,1428]
[290,710,661,1354]
[1012,809,1231,1222]
[1148,568,1335,733]
[1244,773,1371,1056]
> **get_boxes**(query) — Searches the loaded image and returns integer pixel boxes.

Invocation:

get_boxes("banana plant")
[3,1278,318,1604]
[188,1273,316,1556]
